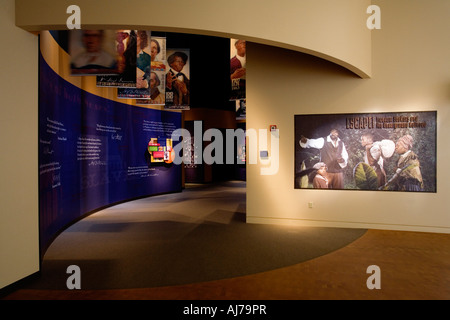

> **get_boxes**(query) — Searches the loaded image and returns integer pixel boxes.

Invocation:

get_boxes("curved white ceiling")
[16,0,372,78]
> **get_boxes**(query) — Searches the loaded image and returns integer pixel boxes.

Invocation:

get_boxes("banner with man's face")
[164,49,190,110]
[69,30,120,75]
[118,33,167,105]
[96,30,137,88]
[230,39,246,101]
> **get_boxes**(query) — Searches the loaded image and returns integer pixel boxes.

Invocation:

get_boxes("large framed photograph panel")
[294,111,437,192]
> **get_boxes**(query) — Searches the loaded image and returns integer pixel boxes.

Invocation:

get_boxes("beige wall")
[0,0,39,289]
[16,0,372,78]
[246,0,450,233]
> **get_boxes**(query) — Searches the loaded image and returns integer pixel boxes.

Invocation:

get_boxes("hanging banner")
[230,38,246,101]
[69,30,120,75]
[294,111,437,192]
[118,30,151,99]
[96,30,137,87]
[136,30,152,87]
[119,33,167,105]
[136,36,167,105]
[164,49,190,110]
[150,36,167,71]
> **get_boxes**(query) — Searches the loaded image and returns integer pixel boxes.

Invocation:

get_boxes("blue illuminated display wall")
[39,52,182,255]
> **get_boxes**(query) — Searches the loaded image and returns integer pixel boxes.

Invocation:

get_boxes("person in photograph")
[360,133,395,187]
[136,31,151,72]
[166,51,190,106]
[150,39,166,70]
[115,30,129,73]
[230,39,246,80]
[312,162,329,189]
[148,71,164,104]
[119,30,137,81]
[150,39,161,61]
[383,135,424,191]
[299,129,348,189]
[136,31,151,89]
[71,30,117,72]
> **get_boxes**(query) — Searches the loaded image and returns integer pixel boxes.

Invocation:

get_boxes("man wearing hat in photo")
[385,134,424,191]
[166,51,190,106]
[300,128,348,189]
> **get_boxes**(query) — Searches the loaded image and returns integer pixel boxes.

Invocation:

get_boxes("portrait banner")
[118,33,167,104]
[96,30,137,87]
[165,48,190,110]
[136,30,152,87]
[294,111,437,192]
[150,36,167,71]
[139,36,167,105]
[117,30,151,99]
[230,39,246,101]
[69,30,120,75]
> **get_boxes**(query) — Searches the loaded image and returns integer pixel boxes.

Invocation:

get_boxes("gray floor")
[29,181,366,290]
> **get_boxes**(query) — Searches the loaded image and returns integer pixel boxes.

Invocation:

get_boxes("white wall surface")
[0,0,39,289]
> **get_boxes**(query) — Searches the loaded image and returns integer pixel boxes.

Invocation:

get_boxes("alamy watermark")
[171,121,279,176]
[366,265,381,290]
[66,5,380,30]
[367,5,382,30]
[66,5,81,29]
[66,265,81,289]
[65,264,381,291]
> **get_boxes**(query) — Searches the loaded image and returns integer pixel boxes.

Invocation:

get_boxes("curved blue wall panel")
[39,53,182,256]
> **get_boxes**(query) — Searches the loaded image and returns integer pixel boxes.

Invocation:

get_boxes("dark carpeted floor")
[25,181,366,290]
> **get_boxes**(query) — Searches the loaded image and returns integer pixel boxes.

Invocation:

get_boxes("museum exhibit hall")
[1,0,449,305]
